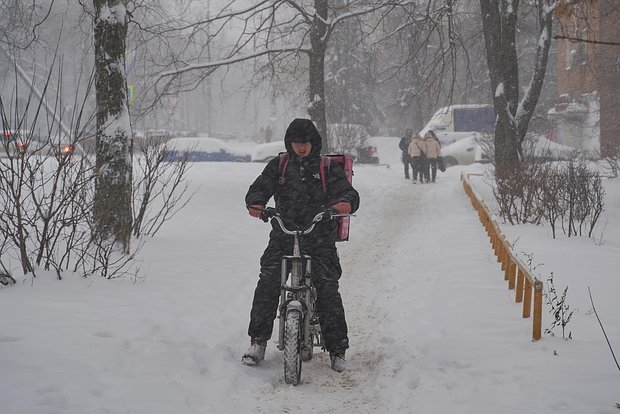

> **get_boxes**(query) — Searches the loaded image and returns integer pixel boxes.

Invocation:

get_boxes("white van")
[419,104,495,146]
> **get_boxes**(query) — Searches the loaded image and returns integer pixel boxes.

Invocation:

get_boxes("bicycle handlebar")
[260,207,352,236]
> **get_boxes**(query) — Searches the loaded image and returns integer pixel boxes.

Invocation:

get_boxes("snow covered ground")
[1,137,619,414]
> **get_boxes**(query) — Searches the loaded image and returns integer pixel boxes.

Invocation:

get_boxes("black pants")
[419,156,429,182]
[402,156,412,178]
[411,156,424,181]
[429,158,438,182]
[248,231,349,353]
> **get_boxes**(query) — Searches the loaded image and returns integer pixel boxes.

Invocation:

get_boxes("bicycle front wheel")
[283,309,302,385]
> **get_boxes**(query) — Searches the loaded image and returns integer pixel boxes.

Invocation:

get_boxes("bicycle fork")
[277,253,312,351]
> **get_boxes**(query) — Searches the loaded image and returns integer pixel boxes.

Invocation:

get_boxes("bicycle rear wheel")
[283,309,302,385]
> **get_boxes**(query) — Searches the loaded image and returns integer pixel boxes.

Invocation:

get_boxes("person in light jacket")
[424,130,442,183]
[408,134,426,184]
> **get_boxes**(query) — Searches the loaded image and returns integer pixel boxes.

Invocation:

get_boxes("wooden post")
[532,280,543,341]
[523,277,532,318]
[500,241,507,271]
[495,229,503,264]
[507,260,516,290]
[462,174,544,342]
[515,268,525,302]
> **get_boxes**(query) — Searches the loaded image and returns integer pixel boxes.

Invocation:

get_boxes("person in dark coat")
[399,129,413,179]
[265,125,273,142]
[242,118,360,373]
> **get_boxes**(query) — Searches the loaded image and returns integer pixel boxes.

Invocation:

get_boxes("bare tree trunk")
[515,4,553,141]
[480,0,558,171]
[480,0,520,169]
[93,0,133,253]
[308,0,329,152]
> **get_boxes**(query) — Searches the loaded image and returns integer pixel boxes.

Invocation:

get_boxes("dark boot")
[330,352,346,372]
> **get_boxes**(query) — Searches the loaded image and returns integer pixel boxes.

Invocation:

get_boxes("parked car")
[440,134,578,168]
[251,141,286,162]
[0,130,52,158]
[54,143,76,157]
[441,136,488,167]
[2,130,78,159]
[420,104,495,146]
[522,134,580,162]
[1,130,28,158]
[163,137,251,162]
[354,145,380,164]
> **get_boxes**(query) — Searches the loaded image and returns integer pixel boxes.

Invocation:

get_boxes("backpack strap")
[278,153,290,184]
[279,152,329,194]
[319,156,330,194]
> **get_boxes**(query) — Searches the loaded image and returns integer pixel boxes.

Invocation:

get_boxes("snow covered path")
[244,164,533,413]
[221,161,618,414]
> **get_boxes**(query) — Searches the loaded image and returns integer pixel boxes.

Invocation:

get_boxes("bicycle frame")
[269,212,323,356]
[261,207,351,384]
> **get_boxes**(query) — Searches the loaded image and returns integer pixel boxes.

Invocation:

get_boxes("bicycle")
[260,206,350,385]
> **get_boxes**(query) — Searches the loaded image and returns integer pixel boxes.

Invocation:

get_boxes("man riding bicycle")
[243,118,360,372]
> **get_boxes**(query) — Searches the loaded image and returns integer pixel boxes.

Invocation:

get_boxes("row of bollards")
[461,173,543,341]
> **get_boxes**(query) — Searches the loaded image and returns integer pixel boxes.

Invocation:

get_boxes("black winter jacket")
[245,119,359,241]
[399,136,412,157]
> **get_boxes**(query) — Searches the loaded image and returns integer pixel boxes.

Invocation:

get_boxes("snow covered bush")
[327,123,369,156]
[491,159,605,239]
[492,162,547,225]
[0,65,191,280]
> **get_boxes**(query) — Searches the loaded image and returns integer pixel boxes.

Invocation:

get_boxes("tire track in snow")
[289,169,476,412]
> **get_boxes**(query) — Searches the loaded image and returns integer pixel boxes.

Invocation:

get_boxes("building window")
[577,28,588,65]
[577,43,587,65]
[566,40,576,70]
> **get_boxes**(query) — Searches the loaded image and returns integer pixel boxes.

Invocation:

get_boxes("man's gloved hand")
[248,204,265,219]
[332,201,352,215]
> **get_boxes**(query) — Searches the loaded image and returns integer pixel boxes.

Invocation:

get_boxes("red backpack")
[278,152,354,241]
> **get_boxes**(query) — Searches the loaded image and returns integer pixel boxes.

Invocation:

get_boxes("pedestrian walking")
[398,129,413,179]
[408,134,426,184]
[424,130,442,183]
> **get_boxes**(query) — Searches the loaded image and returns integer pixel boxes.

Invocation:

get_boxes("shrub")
[544,272,574,339]
[0,60,191,280]
[491,159,605,239]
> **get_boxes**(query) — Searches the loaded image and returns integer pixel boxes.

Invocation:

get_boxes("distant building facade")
[551,1,620,157]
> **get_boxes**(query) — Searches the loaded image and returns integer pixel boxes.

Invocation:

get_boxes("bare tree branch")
[553,35,620,46]
[588,287,620,374]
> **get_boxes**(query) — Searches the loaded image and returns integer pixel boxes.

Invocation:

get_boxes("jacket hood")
[284,118,322,157]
